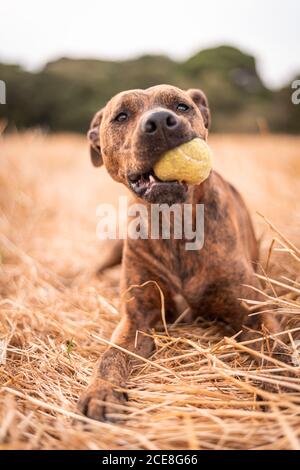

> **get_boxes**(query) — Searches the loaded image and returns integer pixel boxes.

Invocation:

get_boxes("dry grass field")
[0,132,300,450]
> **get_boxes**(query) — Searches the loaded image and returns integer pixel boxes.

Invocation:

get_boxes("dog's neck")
[185,172,214,205]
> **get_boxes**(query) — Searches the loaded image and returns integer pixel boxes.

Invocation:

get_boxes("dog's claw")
[78,379,128,422]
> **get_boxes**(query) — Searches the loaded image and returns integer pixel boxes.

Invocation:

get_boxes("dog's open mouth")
[128,170,188,203]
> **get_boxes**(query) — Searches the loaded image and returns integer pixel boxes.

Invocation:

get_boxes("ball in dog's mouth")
[128,169,188,204]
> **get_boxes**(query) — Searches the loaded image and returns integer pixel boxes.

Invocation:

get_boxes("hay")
[0,132,300,450]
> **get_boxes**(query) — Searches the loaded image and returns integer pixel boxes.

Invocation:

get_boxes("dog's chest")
[155,239,207,296]
[157,236,229,305]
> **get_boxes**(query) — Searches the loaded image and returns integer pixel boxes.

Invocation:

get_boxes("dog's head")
[88,85,210,204]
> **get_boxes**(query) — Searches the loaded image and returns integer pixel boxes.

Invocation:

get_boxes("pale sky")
[1,0,299,88]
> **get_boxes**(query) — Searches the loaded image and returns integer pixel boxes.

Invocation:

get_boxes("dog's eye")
[177,103,189,112]
[114,112,128,123]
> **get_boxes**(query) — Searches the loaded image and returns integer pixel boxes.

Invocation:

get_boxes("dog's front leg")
[78,257,165,421]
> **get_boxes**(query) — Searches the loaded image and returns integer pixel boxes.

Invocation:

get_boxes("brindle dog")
[79,85,284,421]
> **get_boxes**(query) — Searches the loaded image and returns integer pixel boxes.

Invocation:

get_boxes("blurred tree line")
[0,45,299,134]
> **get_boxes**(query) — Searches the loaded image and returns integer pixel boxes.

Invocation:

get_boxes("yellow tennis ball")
[153,138,212,185]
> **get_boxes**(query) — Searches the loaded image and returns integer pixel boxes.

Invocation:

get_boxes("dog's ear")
[88,109,104,167]
[187,89,211,130]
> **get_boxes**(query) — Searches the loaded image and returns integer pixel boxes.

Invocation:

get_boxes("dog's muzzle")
[128,169,188,204]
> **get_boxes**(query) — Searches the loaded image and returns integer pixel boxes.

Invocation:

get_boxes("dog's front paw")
[78,379,128,422]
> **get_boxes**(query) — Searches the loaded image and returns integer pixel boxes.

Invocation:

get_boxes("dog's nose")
[142,110,179,135]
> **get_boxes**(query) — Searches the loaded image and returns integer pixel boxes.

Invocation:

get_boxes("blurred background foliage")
[0,45,299,134]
